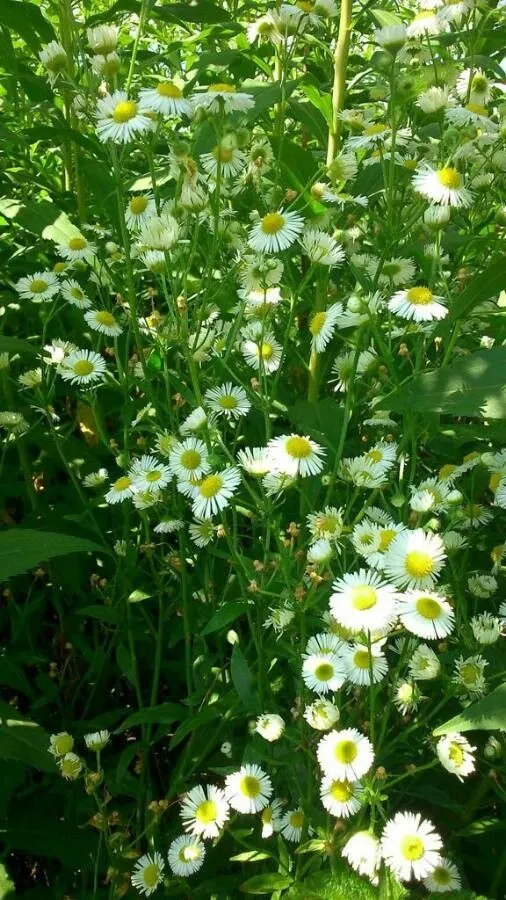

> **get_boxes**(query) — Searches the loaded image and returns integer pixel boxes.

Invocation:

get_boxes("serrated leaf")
[433,683,506,735]
[0,529,106,581]
[240,873,293,894]
[201,601,248,636]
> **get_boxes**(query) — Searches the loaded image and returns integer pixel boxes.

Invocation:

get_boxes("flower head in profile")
[309,303,343,352]
[139,81,192,117]
[87,25,119,55]
[342,830,381,885]
[300,230,345,266]
[39,41,67,83]
[436,733,475,780]
[131,852,165,896]
[191,83,254,113]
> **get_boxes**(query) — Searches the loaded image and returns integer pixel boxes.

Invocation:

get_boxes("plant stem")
[326,0,353,165]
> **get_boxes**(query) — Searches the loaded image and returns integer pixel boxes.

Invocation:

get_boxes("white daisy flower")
[307,506,344,543]
[58,753,82,780]
[187,468,241,519]
[129,455,171,492]
[280,808,306,843]
[446,103,497,131]
[91,52,120,77]
[364,441,398,472]
[413,164,473,207]
[189,519,216,547]
[397,590,454,640]
[406,10,447,36]
[342,831,381,885]
[201,143,246,179]
[138,214,180,251]
[317,728,374,781]
[470,612,501,645]
[309,302,343,352]
[332,349,377,392]
[237,447,271,477]
[438,0,475,22]
[125,193,157,230]
[408,643,441,680]
[180,406,207,435]
[204,383,251,420]
[168,438,210,480]
[59,349,106,386]
[105,474,135,504]
[83,468,108,488]
[329,569,398,635]
[456,67,491,103]
[417,86,451,114]
[423,857,462,893]
[351,521,382,560]
[366,523,407,571]
[16,271,59,303]
[388,286,447,322]
[456,502,492,529]
[241,330,282,373]
[376,257,416,288]
[87,24,119,55]
[131,852,165,896]
[302,651,346,694]
[168,834,205,877]
[58,233,96,263]
[180,784,229,839]
[153,518,184,534]
[304,698,340,731]
[248,210,304,253]
[84,308,122,336]
[307,538,334,564]
[453,655,487,698]
[320,776,364,818]
[384,529,446,590]
[84,730,110,750]
[266,434,325,477]
[255,714,285,742]
[343,642,388,686]
[263,603,295,633]
[141,250,166,273]
[375,24,407,51]
[340,456,388,489]
[260,799,284,838]
[304,633,345,658]
[381,811,443,882]
[424,205,451,229]
[225,764,273,813]
[394,681,422,716]
[138,81,192,117]
[191,83,254,113]
[436,733,475,780]
[39,41,67,83]
[300,230,345,266]
[96,91,151,143]
[0,412,29,434]
[60,279,92,308]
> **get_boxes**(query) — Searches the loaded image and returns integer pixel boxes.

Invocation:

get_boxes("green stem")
[326,0,353,165]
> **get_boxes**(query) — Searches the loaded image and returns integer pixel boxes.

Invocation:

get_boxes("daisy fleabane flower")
[413,164,473,207]
[436,733,475,780]
[84,308,122,336]
[342,831,381,885]
[397,590,455,640]
[317,728,374,781]
[389,286,447,323]
[329,568,398,634]
[138,81,192,117]
[266,434,325,477]
[87,25,119,55]
[280,808,306,843]
[302,650,346,694]
[16,271,60,303]
[39,41,67,83]
[168,438,210,480]
[204,383,251,420]
[381,811,443,883]
[125,193,157,230]
[255,713,285,742]
[130,852,165,896]
[241,328,282,373]
[225,764,273,813]
[96,91,151,143]
[186,468,241,519]
[191,83,254,113]
[59,350,106,386]
[384,529,446,590]
[248,210,304,253]
[105,474,135,504]
[300,230,345,266]
[61,279,91,308]
[180,784,229,839]
[260,799,284,838]
[168,834,205,877]
[129,455,171,492]
[58,233,96,263]
[320,776,364,818]
[343,642,388,686]
[309,303,343,352]
[423,857,462,893]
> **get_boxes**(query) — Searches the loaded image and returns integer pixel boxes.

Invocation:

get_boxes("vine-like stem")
[326,0,353,165]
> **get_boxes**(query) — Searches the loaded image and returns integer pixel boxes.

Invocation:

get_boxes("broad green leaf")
[0,1,55,53]
[116,645,135,685]
[0,336,37,357]
[0,530,106,581]
[270,136,318,194]
[231,644,256,711]
[377,349,506,418]
[433,683,506,735]
[116,703,185,733]
[0,702,55,772]
[0,199,63,235]
[230,851,272,863]
[288,398,345,450]
[201,601,248,636]
[42,211,82,245]
[299,82,333,127]
[169,705,220,749]
[2,808,95,868]
[128,589,152,603]
[240,873,293,894]
[76,605,120,624]
[438,258,506,333]
[370,10,403,26]
[0,656,32,695]
[0,198,21,219]
[0,863,14,898]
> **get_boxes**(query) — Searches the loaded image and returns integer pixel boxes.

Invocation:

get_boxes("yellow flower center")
[432,866,452,885]
[145,469,162,483]
[416,596,442,619]
[406,287,433,306]
[398,683,413,702]
[367,449,383,463]
[334,740,357,764]
[351,585,377,610]
[310,311,327,336]
[471,74,487,92]
[464,503,481,519]
[460,662,479,685]
[465,102,487,117]
[30,278,49,293]
[314,662,334,681]
[353,650,371,670]
[73,359,94,376]
[404,158,418,171]
[448,742,464,765]
[289,810,304,828]
[70,286,85,300]
[113,100,138,123]
[285,436,312,459]
[489,472,502,493]
[329,780,353,802]
[219,394,238,410]
[157,81,182,98]
[400,835,425,861]
[96,311,116,326]
[316,514,338,534]
[130,196,149,214]
[113,475,132,492]
[53,734,73,754]
[240,775,261,798]
[262,807,273,824]
[61,758,79,777]
[260,342,274,360]
[196,800,218,824]
[215,146,234,163]
[180,449,201,470]
[437,167,462,189]
[405,551,434,578]
[297,0,315,11]
[261,212,285,235]
[143,863,160,888]
[364,123,387,136]
[379,528,396,551]
[209,83,235,93]
[68,237,87,251]
[199,474,223,499]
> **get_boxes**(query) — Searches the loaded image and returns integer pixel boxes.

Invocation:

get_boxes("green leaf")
[2,807,95,868]
[41,210,82,245]
[169,705,220,749]
[370,9,403,26]
[128,588,152,603]
[433,683,506,735]
[0,1,55,53]
[116,645,135,685]
[76,605,120,624]
[231,644,256,711]
[299,82,333,127]
[0,336,37,357]
[0,656,32,695]
[154,2,231,24]
[0,863,14,898]
[0,702,55,772]
[0,198,63,235]
[116,703,185,733]
[0,529,106,581]
[438,258,506,332]
[377,349,506,418]
[230,851,272,862]
[201,601,248,636]
[288,398,345,450]
[240,873,294,894]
